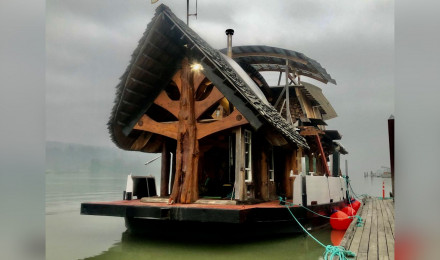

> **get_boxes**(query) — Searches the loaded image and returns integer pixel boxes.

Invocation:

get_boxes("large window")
[244,130,252,182]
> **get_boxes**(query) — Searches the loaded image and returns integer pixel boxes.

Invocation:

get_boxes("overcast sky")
[46,0,394,177]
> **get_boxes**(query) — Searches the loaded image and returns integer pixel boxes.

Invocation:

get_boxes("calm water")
[46,172,392,260]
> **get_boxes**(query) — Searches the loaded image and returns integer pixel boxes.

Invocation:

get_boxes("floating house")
[82,4,349,234]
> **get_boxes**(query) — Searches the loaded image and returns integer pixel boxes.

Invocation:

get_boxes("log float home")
[108,5,347,206]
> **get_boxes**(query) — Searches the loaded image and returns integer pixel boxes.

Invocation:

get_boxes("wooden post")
[284,151,293,198]
[388,115,394,198]
[160,142,170,197]
[169,57,200,204]
[260,150,269,201]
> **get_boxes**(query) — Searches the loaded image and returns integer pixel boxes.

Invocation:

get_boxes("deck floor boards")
[340,197,394,260]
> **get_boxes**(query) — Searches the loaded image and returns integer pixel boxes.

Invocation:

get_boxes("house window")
[269,149,275,181]
[244,130,252,182]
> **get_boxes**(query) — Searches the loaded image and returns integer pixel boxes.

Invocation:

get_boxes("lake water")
[46,171,392,260]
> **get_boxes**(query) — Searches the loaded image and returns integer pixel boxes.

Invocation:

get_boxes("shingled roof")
[108,4,309,151]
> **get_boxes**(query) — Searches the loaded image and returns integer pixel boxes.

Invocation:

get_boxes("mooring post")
[345,159,350,201]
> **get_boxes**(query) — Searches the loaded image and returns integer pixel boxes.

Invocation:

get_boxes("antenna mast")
[187,0,198,26]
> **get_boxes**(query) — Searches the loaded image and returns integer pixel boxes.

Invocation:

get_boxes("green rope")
[281,202,356,260]
[278,197,361,221]
[351,215,364,227]
[324,245,356,260]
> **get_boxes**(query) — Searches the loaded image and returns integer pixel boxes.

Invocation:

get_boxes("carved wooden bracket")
[133,114,178,140]
[135,70,249,141]
[197,109,248,139]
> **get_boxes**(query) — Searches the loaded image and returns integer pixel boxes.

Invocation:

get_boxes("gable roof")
[108,4,309,151]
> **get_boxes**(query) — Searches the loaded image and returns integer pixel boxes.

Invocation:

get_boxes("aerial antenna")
[145,155,161,166]
[187,0,198,26]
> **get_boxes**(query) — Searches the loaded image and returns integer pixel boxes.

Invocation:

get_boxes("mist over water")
[46,143,392,260]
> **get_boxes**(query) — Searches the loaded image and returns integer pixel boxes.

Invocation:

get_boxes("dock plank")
[382,200,395,238]
[357,199,373,254]
[367,199,378,260]
[340,200,364,248]
[347,199,368,255]
[380,199,395,260]
[377,200,388,259]
[340,197,394,260]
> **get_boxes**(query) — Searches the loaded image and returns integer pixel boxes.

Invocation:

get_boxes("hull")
[81,199,346,237]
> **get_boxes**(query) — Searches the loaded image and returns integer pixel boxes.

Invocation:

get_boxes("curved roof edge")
[220,45,336,85]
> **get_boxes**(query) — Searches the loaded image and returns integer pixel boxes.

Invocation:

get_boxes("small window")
[244,130,252,182]
[269,149,275,181]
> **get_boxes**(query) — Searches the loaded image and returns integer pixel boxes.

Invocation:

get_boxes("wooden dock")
[339,197,394,260]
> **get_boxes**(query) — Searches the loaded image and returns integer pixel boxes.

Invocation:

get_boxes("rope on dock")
[280,200,356,260]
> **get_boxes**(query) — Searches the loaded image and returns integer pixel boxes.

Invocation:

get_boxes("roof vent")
[225,29,234,58]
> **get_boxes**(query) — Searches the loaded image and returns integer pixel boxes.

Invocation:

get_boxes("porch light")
[191,63,203,71]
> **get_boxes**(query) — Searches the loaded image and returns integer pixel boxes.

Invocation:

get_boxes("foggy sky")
[46,0,394,178]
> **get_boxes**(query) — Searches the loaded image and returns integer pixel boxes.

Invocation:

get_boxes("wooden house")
[107,4,346,205]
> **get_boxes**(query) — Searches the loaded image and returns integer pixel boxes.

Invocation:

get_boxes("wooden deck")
[339,197,395,260]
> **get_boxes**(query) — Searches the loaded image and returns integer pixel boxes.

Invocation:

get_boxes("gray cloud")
[46,0,394,177]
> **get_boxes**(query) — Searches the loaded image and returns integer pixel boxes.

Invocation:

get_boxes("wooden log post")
[160,142,171,197]
[260,150,269,201]
[169,57,200,204]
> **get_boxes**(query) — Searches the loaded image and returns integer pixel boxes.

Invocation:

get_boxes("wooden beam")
[153,91,179,118]
[130,132,152,150]
[133,114,178,140]
[195,87,224,118]
[314,134,331,176]
[196,109,249,139]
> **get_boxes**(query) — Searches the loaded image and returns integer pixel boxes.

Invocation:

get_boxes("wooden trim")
[196,110,249,140]
[133,114,178,140]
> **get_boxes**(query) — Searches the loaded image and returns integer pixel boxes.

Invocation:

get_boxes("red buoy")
[330,211,352,230]
[342,206,356,217]
[351,200,361,211]
[331,230,346,246]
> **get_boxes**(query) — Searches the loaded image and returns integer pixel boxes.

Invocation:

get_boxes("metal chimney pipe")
[225,29,234,58]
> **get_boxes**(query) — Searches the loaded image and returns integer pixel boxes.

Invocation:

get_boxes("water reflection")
[82,227,335,260]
